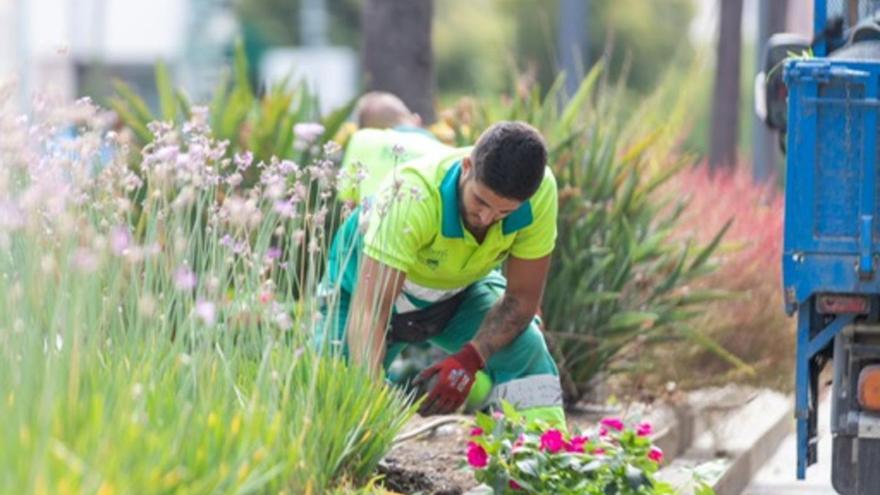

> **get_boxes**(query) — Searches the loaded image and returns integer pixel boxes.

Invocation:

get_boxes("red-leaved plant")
[465,403,675,494]
[654,164,793,389]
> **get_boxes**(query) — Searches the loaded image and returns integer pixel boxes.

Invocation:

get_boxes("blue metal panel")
[784,254,880,312]
[783,60,880,309]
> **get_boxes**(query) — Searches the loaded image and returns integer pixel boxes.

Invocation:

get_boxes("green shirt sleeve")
[509,169,558,259]
[362,179,436,272]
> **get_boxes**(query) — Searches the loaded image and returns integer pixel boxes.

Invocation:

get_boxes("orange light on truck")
[858,365,880,411]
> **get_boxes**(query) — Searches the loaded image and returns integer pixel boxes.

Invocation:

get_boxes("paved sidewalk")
[742,397,835,495]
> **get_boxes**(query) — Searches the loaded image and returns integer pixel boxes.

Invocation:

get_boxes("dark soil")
[376,416,477,495]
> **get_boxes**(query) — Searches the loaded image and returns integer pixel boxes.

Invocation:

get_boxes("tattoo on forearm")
[475,296,532,358]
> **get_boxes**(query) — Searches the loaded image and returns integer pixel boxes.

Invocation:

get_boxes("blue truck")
[757,1,880,492]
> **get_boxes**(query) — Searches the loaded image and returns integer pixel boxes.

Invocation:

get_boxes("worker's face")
[458,157,522,231]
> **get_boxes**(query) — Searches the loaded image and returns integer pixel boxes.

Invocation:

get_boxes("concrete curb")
[710,393,793,495]
[657,387,794,494]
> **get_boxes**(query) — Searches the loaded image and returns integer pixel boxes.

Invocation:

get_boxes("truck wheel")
[832,434,880,494]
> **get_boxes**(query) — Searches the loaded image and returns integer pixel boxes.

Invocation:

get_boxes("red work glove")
[414,342,485,416]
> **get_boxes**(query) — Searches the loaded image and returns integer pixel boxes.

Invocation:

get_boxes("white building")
[2,0,236,112]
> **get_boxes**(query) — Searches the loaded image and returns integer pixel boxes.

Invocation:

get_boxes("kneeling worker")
[322,121,564,425]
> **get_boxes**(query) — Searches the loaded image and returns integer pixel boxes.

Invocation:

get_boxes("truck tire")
[832,435,880,495]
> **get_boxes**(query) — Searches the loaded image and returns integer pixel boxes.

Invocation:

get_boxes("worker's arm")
[472,254,551,360]
[346,255,406,379]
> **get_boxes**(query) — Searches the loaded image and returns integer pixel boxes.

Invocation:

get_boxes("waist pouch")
[388,289,468,343]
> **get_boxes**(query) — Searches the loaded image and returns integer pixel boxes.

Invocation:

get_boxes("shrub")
[639,164,792,390]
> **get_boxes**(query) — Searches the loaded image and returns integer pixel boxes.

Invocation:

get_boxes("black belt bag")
[388,290,468,343]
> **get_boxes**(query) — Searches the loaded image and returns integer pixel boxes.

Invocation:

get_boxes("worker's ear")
[461,156,472,176]
[411,113,423,127]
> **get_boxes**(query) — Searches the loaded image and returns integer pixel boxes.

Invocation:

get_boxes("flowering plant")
[465,403,674,494]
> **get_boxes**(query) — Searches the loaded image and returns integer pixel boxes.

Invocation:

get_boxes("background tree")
[361,0,435,122]
[709,0,744,170]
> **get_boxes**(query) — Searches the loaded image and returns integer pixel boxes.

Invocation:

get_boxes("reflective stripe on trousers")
[485,374,563,410]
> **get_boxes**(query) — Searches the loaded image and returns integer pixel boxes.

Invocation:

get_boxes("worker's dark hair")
[470,121,547,201]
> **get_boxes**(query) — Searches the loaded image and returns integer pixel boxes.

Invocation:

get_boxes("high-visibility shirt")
[337,127,453,203]
[329,149,558,312]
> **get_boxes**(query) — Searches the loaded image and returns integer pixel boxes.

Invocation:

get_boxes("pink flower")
[174,266,197,291]
[564,435,588,453]
[266,247,282,260]
[637,422,653,437]
[593,447,606,456]
[293,122,325,143]
[259,291,273,304]
[509,479,522,490]
[466,441,488,468]
[273,200,296,218]
[492,411,504,420]
[648,446,664,464]
[599,427,608,437]
[110,225,131,256]
[470,427,483,437]
[194,299,216,326]
[600,417,625,432]
[540,429,564,453]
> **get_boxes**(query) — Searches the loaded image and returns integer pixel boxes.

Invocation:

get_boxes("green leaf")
[321,96,358,144]
[689,217,734,272]
[678,326,756,376]
[155,61,176,122]
[607,311,658,330]
[559,61,603,131]
[175,89,192,120]
[515,458,540,477]
[111,79,154,127]
[108,97,153,143]
[232,38,253,96]
[500,400,521,423]
[695,481,717,495]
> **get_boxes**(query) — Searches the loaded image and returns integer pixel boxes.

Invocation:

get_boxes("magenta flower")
[564,435,588,453]
[470,427,483,437]
[637,422,653,437]
[540,429,564,453]
[509,479,522,490]
[600,417,625,432]
[467,441,488,468]
[593,447,606,456]
[648,446,664,464]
